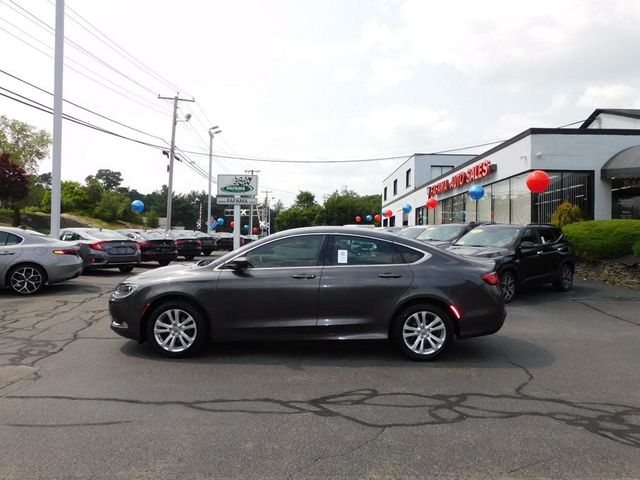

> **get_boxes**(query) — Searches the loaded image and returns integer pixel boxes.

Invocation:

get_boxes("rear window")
[0,231,23,245]
[86,229,128,240]
[393,244,425,264]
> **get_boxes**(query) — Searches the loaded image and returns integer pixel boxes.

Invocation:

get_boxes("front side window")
[519,228,539,244]
[328,235,394,266]
[244,235,324,268]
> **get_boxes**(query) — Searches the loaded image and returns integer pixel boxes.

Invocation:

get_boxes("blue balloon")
[217,218,224,225]
[365,214,373,222]
[131,200,144,213]
[469,185,485,200]
[402,204,412,214]
[243,225,249,232]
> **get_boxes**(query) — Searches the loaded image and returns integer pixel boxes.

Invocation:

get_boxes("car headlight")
[112,283,139,299]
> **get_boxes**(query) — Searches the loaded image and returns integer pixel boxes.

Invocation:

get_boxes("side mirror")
[223,256,252,270]
[519,241,537,249]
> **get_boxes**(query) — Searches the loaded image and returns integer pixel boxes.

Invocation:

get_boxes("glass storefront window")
[510,173,531,224]
[612,178,640,219]
[492,180,510,223]
[533,171,593,223]
[477,184,492,222]
[451,194,466,223]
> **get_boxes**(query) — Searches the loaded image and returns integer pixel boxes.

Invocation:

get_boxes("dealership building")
[381,109,640,226]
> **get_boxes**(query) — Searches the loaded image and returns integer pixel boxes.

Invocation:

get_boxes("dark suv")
[447,224,575,303]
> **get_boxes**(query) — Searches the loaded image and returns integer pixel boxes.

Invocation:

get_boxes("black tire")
[146,301,207,358]
[393,304,453,361]
[118,266,135,273]
[202,250,212,257]
[7,264,46,295]
[553,262,574,291]
[158,260,171,267]
[499,269,517,303]
[184,255,195,261]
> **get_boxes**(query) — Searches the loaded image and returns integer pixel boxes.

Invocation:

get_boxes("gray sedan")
[60,228,140,273]
[109,226,506,361]
[0,227,83,294]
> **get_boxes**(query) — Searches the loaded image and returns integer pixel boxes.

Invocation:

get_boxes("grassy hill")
[0,211,144,234]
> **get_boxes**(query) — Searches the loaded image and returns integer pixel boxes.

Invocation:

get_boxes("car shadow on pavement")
[119,334,554,370]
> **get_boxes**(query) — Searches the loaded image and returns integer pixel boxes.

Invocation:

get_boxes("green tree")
[93,190,130,222]
[552,202,582,228]
[0,152,29,206]
[275,205,322,231]
[315,189,382,226]
[146,209,159,228]
[292,191,317,209]
[86,169,123,190]
[61,181,90,212]
[0,116,52,175]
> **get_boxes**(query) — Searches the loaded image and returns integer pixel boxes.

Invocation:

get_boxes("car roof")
[0,226,45,236]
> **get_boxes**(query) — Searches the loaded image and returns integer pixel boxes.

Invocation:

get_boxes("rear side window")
[538,227,559,244]
[393,244,425,264]
[0,231,22,245]
[327,235,395,266]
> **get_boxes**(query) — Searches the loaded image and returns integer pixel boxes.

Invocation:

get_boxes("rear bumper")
[141,251,178,262]
[84,253,141,269]
[47,261,84,284]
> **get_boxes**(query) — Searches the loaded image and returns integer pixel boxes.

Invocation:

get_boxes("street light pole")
[50,0,65,238]
[207,126,221,233]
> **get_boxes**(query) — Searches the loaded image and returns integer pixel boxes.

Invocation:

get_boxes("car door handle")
[0,251,15,255]
[536,251,543,255]
[291,274,316,279]
[378,273,402,278]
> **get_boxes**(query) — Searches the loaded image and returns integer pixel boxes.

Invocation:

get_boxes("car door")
[0,231,24,283]
[536,226,563,280]
[213,234,326,336]
[317,234,414,334]
[515,227,544,282]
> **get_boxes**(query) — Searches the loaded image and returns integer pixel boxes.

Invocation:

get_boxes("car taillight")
[89,241,106,251]
[53,249,78,256]
[175,239,185,245]
[196,240,202,246]
[482,272,500,286]
[137,241,151,248]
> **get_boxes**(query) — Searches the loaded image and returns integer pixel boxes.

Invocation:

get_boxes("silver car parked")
[0,227,83,295]
[59,228,140,273]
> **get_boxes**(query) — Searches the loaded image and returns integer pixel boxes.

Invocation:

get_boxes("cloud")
[351,105,456,145]
[491,93,571,138]
[577,84,640,108]
[333,67,358,82]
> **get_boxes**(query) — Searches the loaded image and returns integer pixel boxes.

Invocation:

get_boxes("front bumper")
[109,297,144,340]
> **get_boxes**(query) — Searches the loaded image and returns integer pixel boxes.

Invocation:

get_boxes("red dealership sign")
[428,160,494,197]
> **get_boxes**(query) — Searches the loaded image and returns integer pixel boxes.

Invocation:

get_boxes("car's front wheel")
[146,301,207,357]
[499,269,517,303]
[119,266,134,273]
[553,263,574,291]
[8,264,46,295]
[184,255,195,260]
[393,304,452,361]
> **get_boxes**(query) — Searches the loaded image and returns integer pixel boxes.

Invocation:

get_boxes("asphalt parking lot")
[0,262,639,479]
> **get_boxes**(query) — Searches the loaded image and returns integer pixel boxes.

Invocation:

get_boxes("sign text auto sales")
[428,160,494,197]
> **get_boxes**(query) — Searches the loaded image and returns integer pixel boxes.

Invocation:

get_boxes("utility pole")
[245,169,260,234]
[158,93,194,230]
[262,190,273,235]
[208,126,221,233]
[50,0,65,238]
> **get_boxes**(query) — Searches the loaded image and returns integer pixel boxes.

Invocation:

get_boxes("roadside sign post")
[216,174,259,250]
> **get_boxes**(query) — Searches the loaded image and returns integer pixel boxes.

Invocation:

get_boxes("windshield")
[396,227,426,239]
[417,225,465,242]
[454,227,521,248]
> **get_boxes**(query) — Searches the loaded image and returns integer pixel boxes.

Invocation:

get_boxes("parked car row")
[390,222,576,303]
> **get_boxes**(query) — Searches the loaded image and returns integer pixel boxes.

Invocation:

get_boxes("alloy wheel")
[402,310,446,356]
[500,271,516,303]
[9,266,44,295]
[153,308,198,353]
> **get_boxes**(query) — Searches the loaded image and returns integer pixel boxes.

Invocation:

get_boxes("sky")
[2,0,640,208]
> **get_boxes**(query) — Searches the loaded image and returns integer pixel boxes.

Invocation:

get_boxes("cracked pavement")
[0,267,639,479]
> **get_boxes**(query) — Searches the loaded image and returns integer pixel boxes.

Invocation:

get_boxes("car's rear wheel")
[202,250,211,256]
[158,260,171,266]
[184,255,195,260]
[553,263,574,291]
[118,266,135,273]
[146,301,207,357]
[8,264,46,295]
[393,304,452,361]
[499,269,516,303]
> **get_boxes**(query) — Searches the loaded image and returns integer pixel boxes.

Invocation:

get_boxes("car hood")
[126,263,203,283]
[447,245,513,259]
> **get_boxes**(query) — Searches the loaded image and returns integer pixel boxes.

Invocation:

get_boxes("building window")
[510,173,531,224]
[406,169,412,188]
[383,186,387,201]
[492,179,510,223]
[430,165,454,180]
[415,206,426,225]
[389,215,396,227]
[402,211,409,226]
[612,177,640,219]
[477,184,492,222]
[533,171,594,223]
[393,179,398,196]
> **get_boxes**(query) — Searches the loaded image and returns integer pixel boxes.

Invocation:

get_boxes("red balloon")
[384,209,393,218]
[355,216,362,223]
[230,221,235,228]
[252,227,259,233]
[426,197,438,209]
[526,170,550,193]
[374,214,382,222]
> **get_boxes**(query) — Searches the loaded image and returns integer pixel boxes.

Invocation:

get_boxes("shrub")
[634,240,640,257]
[551,202,582,228]
[563,220,640,261]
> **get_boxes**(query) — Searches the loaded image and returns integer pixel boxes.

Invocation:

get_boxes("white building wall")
[586,114,640,130]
